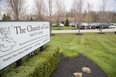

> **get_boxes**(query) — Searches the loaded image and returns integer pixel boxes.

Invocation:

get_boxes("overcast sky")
[64,0,116,12]
[0,0,116,13]
[25,0,116,14]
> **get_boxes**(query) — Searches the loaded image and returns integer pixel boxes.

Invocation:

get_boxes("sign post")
[0,21,50,70]
[40,46,44,51]
[16,59,22,67]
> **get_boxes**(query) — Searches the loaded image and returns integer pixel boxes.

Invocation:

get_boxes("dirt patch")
[50,54,108,77]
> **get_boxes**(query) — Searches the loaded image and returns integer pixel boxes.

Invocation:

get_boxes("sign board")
[0,21,50,70]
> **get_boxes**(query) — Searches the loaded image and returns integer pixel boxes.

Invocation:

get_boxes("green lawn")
[50,33,116,77]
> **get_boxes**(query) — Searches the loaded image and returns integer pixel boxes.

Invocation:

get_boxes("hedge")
[0,45,60,77]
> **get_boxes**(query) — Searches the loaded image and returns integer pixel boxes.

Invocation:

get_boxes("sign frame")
[0,20,50,70]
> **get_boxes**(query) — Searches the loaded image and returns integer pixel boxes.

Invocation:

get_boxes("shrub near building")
[0,45,60,77]
[64,19,69,27]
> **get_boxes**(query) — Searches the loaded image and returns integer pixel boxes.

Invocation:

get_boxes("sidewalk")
[52,29,116,33]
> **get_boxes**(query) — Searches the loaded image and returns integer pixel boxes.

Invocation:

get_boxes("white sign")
[0,21,50,70]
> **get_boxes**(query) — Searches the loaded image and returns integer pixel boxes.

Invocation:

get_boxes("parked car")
[89,25,96,29]
[96,24,109,29]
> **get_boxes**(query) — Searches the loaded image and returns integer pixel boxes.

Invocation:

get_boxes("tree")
[0,0,2,19]
[98,0,109,33]
[72,0,84,34]
[5,0,26,20]
[2,14,11,20]
[77,0,84,33]
[112,12,116,23]
[2,14,7,20]
[105,11,113,23]
[30,17,33,20]
[64,19,69,27]
[34,0,46,20]
[48,0,54,35]
[71,0,78,29]
[55,0,65,29]
[86,2,92,26]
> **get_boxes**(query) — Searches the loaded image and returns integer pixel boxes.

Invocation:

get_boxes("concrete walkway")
[52,29,116,33]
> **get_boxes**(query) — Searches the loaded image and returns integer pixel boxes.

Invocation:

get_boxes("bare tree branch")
[46,0,54,35]
[55,0,65,29]
[5,0,26,20]
[34,0,46,20]
[72,0,84,33]
[87,2,92,25]
[0,1,2,19]
[99,0,109,32]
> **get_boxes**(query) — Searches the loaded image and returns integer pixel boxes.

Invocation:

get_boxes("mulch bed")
[50,54,108,77]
